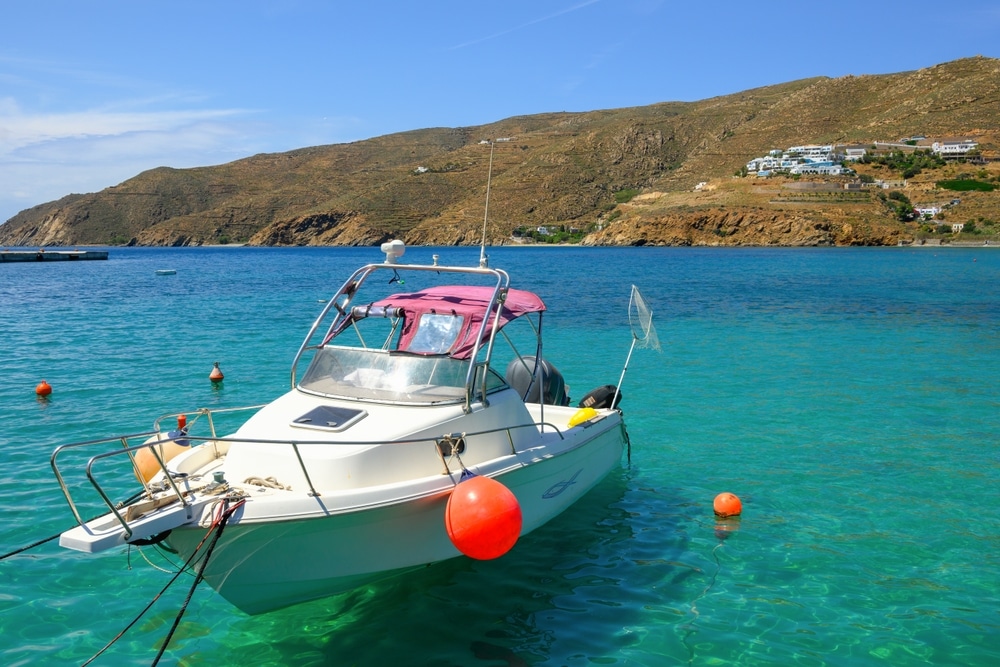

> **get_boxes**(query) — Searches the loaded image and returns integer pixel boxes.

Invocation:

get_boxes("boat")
[154,269,176,275]
[50,240,636,615]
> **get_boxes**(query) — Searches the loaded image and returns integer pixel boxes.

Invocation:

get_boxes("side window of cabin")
[406,313,463,354]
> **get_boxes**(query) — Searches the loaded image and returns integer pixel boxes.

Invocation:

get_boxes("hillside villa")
[745,137,979,177]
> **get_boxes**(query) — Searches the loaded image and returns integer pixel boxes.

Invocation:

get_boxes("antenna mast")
[479,140,495,268]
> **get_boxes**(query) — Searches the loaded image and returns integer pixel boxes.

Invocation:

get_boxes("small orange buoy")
[445,475,522,560]
[209,362,224,383]
[713,492,742,518]
[35,380,52,396]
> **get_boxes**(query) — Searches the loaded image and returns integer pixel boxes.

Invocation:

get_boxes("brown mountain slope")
[660,57,1000,191]
[2,57,998,248]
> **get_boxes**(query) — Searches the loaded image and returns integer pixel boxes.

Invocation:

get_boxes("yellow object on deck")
[568,407,598,428]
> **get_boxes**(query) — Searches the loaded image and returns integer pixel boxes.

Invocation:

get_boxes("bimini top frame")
[289,246,546,413]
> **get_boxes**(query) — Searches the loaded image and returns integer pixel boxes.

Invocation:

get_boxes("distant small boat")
[155,269,176,275]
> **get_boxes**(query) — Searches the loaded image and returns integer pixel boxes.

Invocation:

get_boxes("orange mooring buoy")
[445,475,523,560]
[209,362,224,383]
[35,379,53,397]
[713,492,742,518]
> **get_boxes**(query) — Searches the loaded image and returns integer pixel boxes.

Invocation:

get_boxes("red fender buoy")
[445,475,522,560]
[35,380,52,397]
[209,362,224,383]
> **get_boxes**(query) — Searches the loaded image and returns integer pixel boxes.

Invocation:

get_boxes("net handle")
[614,285,654,408]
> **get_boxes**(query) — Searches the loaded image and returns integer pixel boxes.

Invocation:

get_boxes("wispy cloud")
[0,104,247,155]
[0,101,258,222]
[449,0,601,50]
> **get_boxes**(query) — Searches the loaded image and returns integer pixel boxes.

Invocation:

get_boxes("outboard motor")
[577,384,621,410]
[505,357,569,406]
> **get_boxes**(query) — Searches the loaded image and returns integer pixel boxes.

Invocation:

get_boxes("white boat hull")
[50,250,640,617]
[165,414,625,614]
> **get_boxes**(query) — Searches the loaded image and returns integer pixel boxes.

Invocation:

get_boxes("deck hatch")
[291,405,367,431]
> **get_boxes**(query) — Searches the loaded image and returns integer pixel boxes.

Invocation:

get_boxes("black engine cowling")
[505,357,569,406]
[577,384,621,410]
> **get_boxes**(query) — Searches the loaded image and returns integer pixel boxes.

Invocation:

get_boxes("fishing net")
[628,285,660,352]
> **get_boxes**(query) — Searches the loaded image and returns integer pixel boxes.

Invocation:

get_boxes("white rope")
[244,476,290,490]
[134,543,180,575]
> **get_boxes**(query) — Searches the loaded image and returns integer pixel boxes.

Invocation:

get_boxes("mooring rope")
[81,530,214,665]
[0,490,146,561]
[150,498,244,666]
[0,532,61,561]
[620,418,632,464]
[81,497,244,666]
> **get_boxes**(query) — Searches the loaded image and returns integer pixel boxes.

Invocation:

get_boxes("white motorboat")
[51,241,634,615]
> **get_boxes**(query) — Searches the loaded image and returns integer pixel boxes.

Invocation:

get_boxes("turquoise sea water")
[1,245,998,666]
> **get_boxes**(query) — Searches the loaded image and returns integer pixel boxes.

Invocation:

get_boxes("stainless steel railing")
[50,404,570,540]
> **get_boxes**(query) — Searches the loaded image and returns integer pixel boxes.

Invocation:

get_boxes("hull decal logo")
[542,469,582,499]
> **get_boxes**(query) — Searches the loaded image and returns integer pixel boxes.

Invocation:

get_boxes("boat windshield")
[298,347,506,404]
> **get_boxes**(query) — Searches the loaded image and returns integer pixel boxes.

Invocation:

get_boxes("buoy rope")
[80,497,243,666]
[0,490,146,561]
[682,540,725,665]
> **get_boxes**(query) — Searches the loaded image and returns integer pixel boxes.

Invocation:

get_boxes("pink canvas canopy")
[366,285,545,359]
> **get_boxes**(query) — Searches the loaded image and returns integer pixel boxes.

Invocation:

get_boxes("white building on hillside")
[787,145,834,160]
[838,145,869,161]
[788,161,848,175]
[932,139,977,156]
[746,144,838,174]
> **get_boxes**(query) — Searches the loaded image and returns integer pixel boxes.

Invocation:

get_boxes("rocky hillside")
[2,57,998,248]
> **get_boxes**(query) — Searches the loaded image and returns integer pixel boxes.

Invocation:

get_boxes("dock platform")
[1,249,109,262]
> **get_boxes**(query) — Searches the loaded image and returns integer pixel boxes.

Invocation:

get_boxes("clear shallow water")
[1,245,998,666]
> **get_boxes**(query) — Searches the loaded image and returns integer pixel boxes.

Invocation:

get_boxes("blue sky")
[2,0,998,225]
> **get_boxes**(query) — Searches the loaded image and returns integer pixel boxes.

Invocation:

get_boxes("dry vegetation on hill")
[2,57,998,248]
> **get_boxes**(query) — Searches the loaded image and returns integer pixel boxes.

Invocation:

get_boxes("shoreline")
[5,240,998,252]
